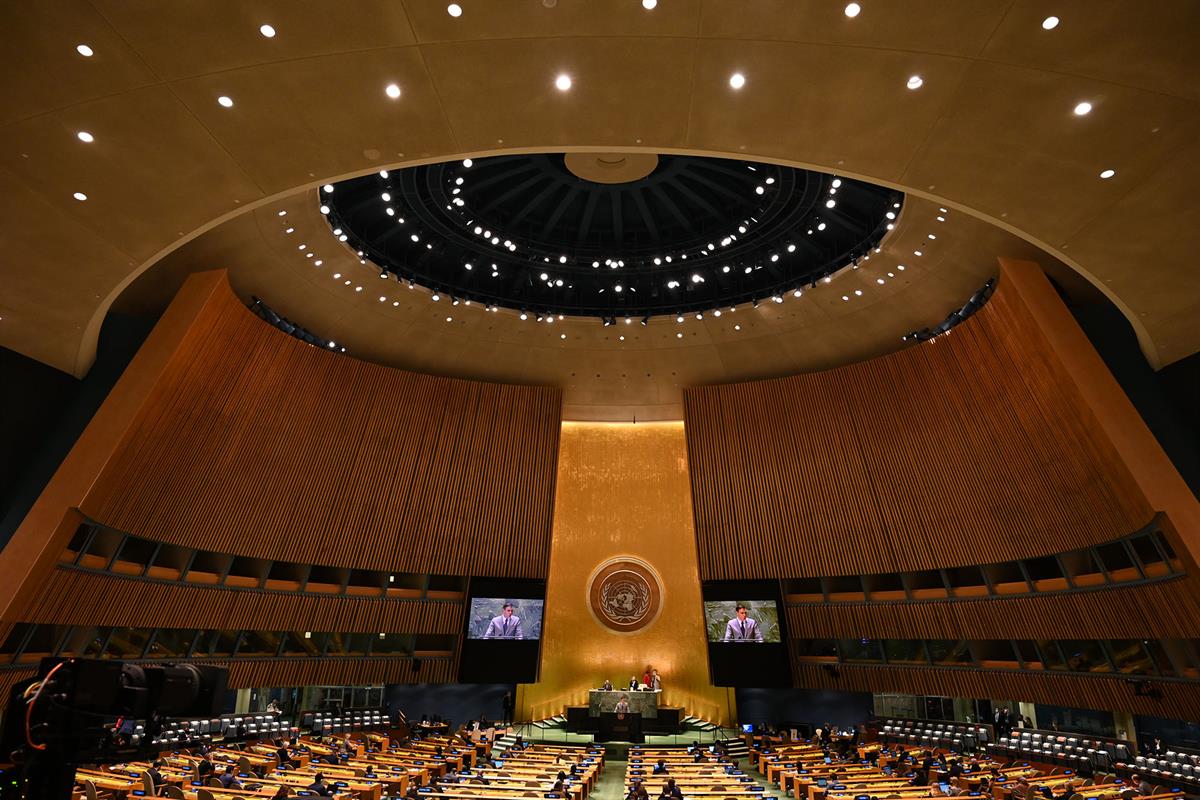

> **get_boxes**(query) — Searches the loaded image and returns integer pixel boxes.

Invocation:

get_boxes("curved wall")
[0,270,562,691]
[79,274,562,576]
[684,272,1152,579]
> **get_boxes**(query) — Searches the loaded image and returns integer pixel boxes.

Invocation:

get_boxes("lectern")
[597,711,643,742]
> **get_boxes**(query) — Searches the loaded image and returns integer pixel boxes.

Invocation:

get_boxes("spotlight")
[640,316,649,326]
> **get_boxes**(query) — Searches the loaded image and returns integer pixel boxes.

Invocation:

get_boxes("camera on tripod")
[0,657,227,800]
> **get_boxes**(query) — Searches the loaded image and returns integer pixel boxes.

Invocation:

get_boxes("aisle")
[589,754,629,800]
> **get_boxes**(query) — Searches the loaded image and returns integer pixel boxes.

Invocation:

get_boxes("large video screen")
[702,581,790,687]
[466,598,545,641]
[703,600,781,643]
[458,578,546,683]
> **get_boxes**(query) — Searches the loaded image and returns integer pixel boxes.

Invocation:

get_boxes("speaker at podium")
[597,711,643,743]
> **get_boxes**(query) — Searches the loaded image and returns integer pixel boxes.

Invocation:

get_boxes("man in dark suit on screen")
[723,604,764,642]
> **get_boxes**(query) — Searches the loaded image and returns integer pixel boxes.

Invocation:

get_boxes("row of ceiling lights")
[334,166,880,305]
[64,8,1110,207]
[282,194,945,339]
[442,1,1059,29]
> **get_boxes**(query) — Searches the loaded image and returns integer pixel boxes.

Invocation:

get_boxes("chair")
[196,791,217,800]
[207,777,223,787]
[237,756,253,773]
[140,773,157,796]
[81,780,100,800]
[163,787,186,800]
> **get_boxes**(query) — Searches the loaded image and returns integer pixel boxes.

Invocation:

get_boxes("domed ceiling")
[323,154,900,319]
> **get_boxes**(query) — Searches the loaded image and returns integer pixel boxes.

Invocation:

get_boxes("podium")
[597,711,643,743]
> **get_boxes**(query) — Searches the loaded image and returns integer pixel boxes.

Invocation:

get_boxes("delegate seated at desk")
[722,605,763,642]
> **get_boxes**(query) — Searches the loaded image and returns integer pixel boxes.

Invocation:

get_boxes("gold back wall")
[520,422,734,726]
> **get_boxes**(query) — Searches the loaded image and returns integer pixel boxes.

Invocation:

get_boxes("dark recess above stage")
[322,153,901,319]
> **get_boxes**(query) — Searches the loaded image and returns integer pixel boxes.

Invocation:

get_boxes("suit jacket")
[484,615,523,639]
[724,617,763,642]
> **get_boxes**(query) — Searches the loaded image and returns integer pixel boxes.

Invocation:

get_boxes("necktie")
[740,621,746,638]
[504,619,510,635]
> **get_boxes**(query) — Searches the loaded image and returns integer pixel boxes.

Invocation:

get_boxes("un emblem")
[587,557,663,633]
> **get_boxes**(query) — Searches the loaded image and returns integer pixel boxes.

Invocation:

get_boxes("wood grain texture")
[0,657,452,694]
[786,578,1200,639]
[79,274,562,578]
[684,278,1152,579]
[23,568,463,634]
[794,662,1200,720]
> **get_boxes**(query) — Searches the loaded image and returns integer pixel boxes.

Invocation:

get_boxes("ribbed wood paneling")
[794,663,1200,721]
[80,279,562,578]
[219,656,456,687]
[684,279,1152,579]
[0,658,452,693]
[23,568,463,634]
[786,578,1200,639]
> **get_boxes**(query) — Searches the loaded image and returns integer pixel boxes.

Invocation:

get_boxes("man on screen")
[483,602,524,639]
[723,604,764,642]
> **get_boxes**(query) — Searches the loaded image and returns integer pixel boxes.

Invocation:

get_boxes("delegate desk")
[589,689,660,718]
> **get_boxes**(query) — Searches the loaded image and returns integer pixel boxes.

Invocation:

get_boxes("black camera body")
[0,657,227,800]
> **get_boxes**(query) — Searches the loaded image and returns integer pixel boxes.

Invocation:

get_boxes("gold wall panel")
[519,422,734,726]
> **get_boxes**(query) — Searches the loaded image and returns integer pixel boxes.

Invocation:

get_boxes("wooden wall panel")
[794,663,1200,721]
[0,658,453,694]
[23,568,463,634]
[684,278,1153,579]
[786,578,1200,640]
[78,273,561,578]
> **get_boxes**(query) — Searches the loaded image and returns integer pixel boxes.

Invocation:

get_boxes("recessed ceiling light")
[1074,101,1092,116]
[385,83,402,99]
[729,72,746,90]
[844,3,861,17]
[217,95,234,108]
[76,44,94,57]
[72,191,88,201]
[831,179,842,188]
[825,199,836,208]
[76,131,94,143]
[877,278,885,284]
[676,332,683,338]
[555,73,572,91]
[906,75,924,90]
[1042,15,1060,30]
[463,159,473,168]
[322,184,334,193]
[277,210,287,216]
[259,24,276,38]
[447,3,463,17]
[560,333,567,339]
[1100,168,1116,179]
[319,205,330,214]
[643,0,657,8]
[854,290,862,296]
